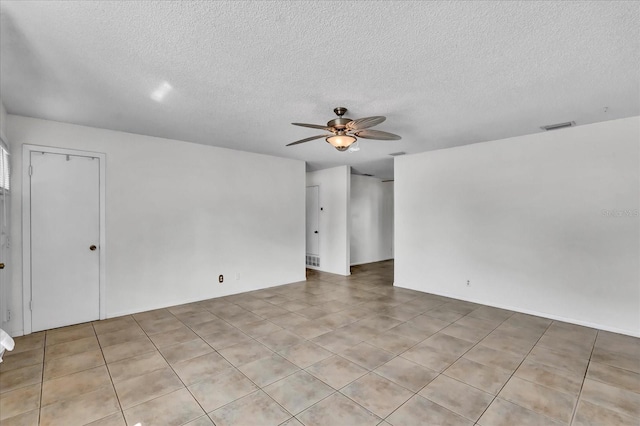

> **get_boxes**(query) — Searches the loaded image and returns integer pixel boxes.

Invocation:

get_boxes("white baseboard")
[106,277,307,320]
[350,257,394,267]
[306,265,350,276]
[106,295,217,319]
[394,282,640,338]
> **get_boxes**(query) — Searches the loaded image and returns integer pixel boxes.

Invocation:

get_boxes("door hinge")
[29,165,33,176]
[29,300,33,311]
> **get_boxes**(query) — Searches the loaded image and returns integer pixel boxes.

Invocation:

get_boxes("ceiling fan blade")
[286,134,332,146]
[347,116,386,131]
[292,122,332,130]
[355,129,402,140]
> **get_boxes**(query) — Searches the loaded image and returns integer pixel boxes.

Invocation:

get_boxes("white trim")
[394,282,640,338]
[305,185,320,258]
[106,279,306,319]
[6,329,23,338]
[107,296,219,319]
[345,166,351,275]
[0,135,9,331]
[22,144,106,334]
[350,258,394,267]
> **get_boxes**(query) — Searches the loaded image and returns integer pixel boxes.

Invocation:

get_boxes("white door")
[0,143,10,329]
[30,151,100,331]
[306,186,319,256]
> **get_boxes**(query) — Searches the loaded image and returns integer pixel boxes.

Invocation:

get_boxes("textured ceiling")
[1,1,638,180]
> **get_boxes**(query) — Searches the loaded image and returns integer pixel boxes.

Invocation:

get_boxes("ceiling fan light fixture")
[326,132,357,151]
[287,107,400,149]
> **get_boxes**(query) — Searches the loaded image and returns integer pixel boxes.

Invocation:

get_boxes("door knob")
[0,263,4,269]
[90,245,97,251]
[314,231,318,234]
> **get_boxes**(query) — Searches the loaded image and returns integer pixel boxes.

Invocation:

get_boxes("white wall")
[0,98,7,142]
[6,116,306,336]
[306,166,351,276]
[350,175,394,265]
[395,117,640,336]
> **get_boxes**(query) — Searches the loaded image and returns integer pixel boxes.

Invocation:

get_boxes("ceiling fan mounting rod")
[334,107,348,117]
[328,105,351,129]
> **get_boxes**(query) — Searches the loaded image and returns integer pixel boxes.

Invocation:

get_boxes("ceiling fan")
[286,107,401,151]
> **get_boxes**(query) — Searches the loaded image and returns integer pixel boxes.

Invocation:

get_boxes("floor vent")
[306,255,320,267]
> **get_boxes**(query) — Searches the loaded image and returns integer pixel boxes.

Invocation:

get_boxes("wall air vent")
[306,255,320,267]
[541,121,575,131]
[389,152,406,156]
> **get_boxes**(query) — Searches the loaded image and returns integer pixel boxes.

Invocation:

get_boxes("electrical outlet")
[467,280,470,286]
[6,309,10,322]
[218,275,224,283]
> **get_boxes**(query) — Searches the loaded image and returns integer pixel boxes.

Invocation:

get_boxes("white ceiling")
[1,1,638,180]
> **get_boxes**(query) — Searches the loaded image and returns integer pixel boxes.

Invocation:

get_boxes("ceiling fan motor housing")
[327,117,352,129]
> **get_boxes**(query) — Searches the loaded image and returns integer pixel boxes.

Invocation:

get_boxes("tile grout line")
[377,308,516,424]
[505,325,598,425]
[94,316,182,419]
[134,301,303,424]
[289,296,495,423]
[11,275,425,423]
[38,332,46,426]
[489,320,602,423]
[11,291,375,425]
[205,301,370,423]
[470,316,555,425]
[37,323,116,425]
[205,273,397,423]
[568,328,599,425]
[172,298,309,420]
[13,263,636,426]
[292,277,507,424]
[129,309,212,422]
[89,321,126,425]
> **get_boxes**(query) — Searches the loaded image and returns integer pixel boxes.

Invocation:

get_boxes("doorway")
[305,185,319,267]
[23,145,106,333]
[0,140,10,330]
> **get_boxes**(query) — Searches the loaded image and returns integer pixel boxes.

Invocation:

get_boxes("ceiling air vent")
[540,121,575,131]
[389,152,406,156]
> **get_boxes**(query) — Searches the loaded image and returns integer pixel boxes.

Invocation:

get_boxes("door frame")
[305,185,320,257]
[22,144,106,334]
[0,136,10,331]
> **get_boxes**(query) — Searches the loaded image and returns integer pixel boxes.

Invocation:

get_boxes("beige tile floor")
[1,260,639,425]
